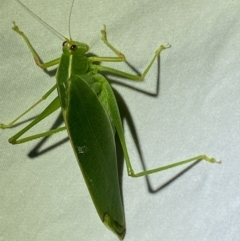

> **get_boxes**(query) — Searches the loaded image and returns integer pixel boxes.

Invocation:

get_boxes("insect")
[0,0,220,239]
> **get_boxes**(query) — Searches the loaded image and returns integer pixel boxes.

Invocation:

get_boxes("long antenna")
[16,0,67,40]
[68,0,75,40]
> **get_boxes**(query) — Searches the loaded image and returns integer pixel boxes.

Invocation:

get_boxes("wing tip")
[103,213,126,240]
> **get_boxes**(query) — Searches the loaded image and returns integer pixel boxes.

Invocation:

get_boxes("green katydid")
[0,0,220,239]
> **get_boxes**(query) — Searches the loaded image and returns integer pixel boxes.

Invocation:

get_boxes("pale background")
[1,0,240,241]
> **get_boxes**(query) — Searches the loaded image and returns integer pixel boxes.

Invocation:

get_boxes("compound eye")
[70,44,77,51]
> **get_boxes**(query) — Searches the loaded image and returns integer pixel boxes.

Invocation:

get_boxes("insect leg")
[6,96,65,144]
[0,85,56,129]
[12,22,60,69]
[100,78,220,178]
[101,25,125,60]
[91,44,170,81]
[9,126,66,145]
[127,155,221,178]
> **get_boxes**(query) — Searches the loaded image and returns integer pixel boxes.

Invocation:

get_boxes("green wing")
[63,74,125,239]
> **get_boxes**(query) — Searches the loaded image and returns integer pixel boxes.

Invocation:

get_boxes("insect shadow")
[26,55,200,194]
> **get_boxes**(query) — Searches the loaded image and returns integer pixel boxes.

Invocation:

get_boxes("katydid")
[0,0,220,239]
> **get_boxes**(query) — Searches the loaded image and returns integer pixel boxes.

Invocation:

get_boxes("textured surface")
[1,0,240,240]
